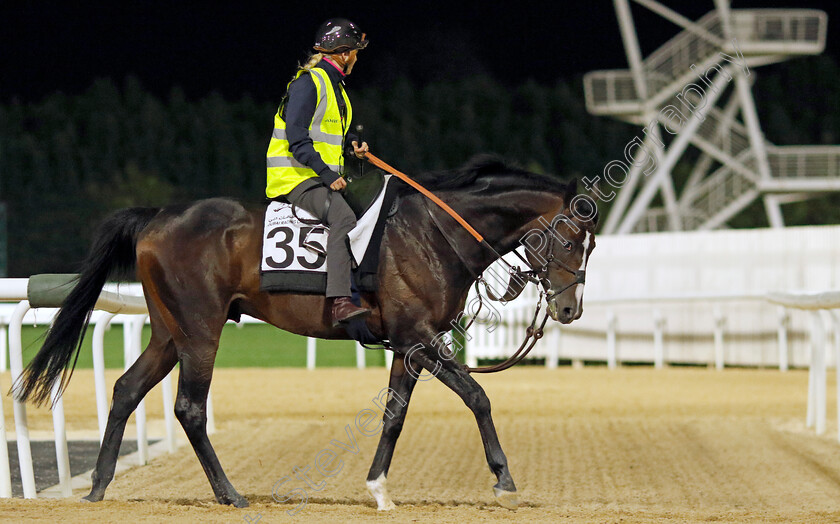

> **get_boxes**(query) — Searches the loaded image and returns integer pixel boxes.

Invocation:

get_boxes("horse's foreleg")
[83,332,177,502]
[174,345,248,508]
[366,353,419,510]
[411,349,519,510]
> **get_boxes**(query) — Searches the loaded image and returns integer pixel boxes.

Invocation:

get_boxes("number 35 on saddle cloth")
[260,173,398,294]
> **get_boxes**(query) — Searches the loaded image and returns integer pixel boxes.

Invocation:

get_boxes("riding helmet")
[313,18,369,53]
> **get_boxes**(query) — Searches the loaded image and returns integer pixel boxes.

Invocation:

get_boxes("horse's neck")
[463,187,565,256]
[411,185,565,280]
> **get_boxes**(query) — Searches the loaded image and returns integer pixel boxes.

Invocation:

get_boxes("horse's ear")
[563,179,578,203]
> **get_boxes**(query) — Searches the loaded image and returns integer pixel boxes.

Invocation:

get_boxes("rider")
[266,18,371,327]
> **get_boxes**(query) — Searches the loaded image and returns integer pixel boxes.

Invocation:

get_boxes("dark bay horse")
[14,157,596,510]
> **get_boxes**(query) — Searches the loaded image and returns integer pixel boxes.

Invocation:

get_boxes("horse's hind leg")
[137,247,245,506]
[366,353,419,510]
[173,341,248,507]
[84,321,177,502]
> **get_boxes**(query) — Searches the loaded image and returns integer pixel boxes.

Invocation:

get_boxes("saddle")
[260,172,399,295]
[344,169,391,219]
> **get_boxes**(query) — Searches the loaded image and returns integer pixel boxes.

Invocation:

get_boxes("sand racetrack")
[1,366,840,523]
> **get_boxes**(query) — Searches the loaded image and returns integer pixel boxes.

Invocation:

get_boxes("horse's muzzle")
[547,296,579,324]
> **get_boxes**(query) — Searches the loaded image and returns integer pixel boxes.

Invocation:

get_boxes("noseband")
[533,230,587,300]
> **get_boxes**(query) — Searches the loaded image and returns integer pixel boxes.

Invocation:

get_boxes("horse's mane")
[395,154,573,194]
[391,155,598,226]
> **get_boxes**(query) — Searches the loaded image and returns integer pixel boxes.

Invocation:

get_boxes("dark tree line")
[1,56,839,276]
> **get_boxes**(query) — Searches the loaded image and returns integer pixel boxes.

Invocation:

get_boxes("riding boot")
[332,296,371,327]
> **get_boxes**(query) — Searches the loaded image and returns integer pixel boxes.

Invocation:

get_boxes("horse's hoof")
[377,499,396,511]
[493,486,519,510]
[81,493,102,503]
[367,473,396,511]
[218,493,249,508]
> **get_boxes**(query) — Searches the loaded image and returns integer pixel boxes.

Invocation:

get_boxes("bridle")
[362,152,591,373]
[479,219,586,302]
[512,228,586,299]
[466,224,589,374]
[419,194,589,374]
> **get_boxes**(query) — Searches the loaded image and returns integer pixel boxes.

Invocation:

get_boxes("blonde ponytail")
[300,52,324,71]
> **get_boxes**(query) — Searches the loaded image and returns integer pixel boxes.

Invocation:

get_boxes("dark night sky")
[2,1,840,103]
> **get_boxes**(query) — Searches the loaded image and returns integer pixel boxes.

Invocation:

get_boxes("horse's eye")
[564,241,573,251]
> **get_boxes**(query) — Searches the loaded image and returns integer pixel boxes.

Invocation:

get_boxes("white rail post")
[9,300,36,498]
[124,316,148,465]
[384,349,393,370]
[807,316,816,429]
[829,310,840,443]
[0,321,7,372]
[713,306,726,371]
[466,327,478,368]
[606,309,617,369]
[161,369,176,453]
[92,312,115,442]
[49,379,72,497]
[810,311,827,435]
[123,315,149,466]
[356,342,366,370]
[306,337,316,370]
[0,332,10,497]
[653,308,665,369]
[0,313,10,495]
[546,326,560,369]
[206,389,216,435]
[827,310,840,442]
[122,316,133,370]
[134,316,148,464]
[777,306,789,372]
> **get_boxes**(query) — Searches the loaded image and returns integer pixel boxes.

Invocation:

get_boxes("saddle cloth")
[260,175,395,294]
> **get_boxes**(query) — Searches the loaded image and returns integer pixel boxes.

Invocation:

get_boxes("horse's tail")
[14,207,159,406]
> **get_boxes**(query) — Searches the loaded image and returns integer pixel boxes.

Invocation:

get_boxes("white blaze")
[574,231,591,309]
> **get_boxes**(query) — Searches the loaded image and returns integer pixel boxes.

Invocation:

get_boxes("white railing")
[690,153,757,221]
[768,146,840,180]
[584,9,827,113]
[464,285,837,445]
[0,280,187,499]
[0,277,392,499]
[643,10,725,89]
[465,288,786,370]
[766,291,840,441]
[695,103,752,157]
[731,10,827,52]
[582,70,640,116]
[467,224,840,369]
[631,207,709,234]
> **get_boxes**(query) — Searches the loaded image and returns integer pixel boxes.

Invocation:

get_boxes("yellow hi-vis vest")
[266,67,352,197]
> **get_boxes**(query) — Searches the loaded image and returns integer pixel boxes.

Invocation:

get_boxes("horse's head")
[523,181,597,324]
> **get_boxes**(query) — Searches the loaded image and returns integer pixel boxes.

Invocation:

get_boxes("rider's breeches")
[286,181,356,298]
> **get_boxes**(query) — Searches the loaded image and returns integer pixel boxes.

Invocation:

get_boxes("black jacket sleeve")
[344,131,359,157]
[284,74,340,186]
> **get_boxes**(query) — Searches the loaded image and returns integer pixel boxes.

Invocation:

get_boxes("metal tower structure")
[584,0,840,234]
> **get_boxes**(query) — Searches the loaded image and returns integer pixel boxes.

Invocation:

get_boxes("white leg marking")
[366,472,396,511]
[493,486,520,510]
[574,231,591,308]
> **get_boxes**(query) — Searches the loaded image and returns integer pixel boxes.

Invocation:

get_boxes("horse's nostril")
[562,307,573,317]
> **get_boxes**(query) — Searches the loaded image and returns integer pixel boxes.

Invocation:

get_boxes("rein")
[466,284,551,373]
[364,153,586,373]
[466,250,584,374]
